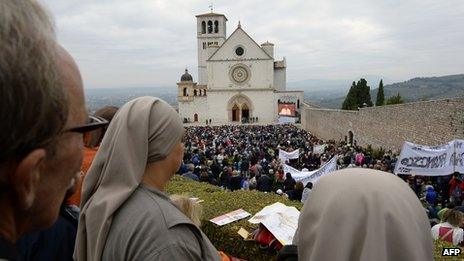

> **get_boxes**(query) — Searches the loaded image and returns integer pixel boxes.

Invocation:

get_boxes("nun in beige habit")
[293,168,433,261]
[74,97,220,261]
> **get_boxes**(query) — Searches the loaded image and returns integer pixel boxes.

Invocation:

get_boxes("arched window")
[183,88,188,96]
[194,90,197,96]
[203,89,207,96]
[241,103,250,123]
[194,113,198,122]
[297,99,300,109]
[201,21,206,34]
[232,104,239,122]
[214,20,219,33]
[199,90,202,96]
[348,131,354,146]
[207,20,213,33]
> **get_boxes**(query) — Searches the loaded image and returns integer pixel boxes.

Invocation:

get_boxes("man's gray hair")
[0,0,68,161]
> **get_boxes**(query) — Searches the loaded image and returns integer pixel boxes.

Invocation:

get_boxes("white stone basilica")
[177,12,303,124]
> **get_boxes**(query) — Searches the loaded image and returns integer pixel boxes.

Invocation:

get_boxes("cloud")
[41,0,464,88]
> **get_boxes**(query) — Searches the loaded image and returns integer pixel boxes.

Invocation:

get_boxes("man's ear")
[11,149,46,210]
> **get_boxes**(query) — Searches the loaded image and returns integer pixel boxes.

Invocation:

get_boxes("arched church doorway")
[241,104,249,123]
[194,113,198,122]
[227,94,253,123]
[232,104,239,122]
[348,131,354,146]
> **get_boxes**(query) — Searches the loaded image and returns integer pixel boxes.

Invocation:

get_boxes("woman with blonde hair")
[74,97,219,261]
[170,194,202,228]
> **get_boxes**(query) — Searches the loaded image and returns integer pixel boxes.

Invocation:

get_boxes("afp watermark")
[442,247,461,257]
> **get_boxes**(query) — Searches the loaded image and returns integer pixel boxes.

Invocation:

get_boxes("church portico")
[227,94,253,123]
[206,90,275,124]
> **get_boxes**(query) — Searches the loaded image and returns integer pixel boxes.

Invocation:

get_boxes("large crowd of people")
[178,125,464,251]
[1,1,463,261]
[178,125,464,243]
[176,124,398,201]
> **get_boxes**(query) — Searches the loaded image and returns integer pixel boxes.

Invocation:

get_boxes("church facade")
[177,12,303,124]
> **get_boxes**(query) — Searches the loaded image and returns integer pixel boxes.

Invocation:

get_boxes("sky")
[41,0,464,89]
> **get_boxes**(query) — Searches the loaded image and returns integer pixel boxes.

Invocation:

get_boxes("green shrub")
[372,146,386,160]
[434,239,463,261]
[166,176,302,260]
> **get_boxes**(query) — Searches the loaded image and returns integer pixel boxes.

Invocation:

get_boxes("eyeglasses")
[66,115,109,134]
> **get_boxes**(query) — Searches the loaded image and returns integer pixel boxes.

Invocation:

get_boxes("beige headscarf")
[294,168,433,261]
[74,96,184,261]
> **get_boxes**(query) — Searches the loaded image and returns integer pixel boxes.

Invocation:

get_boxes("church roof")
[196,12,228,21]
[207,25,273,61]
[180,69,193,82]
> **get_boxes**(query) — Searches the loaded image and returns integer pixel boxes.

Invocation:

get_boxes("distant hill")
[310,74,464,109]
[287,79,348,92]
[288,75,389,92]
[372,74,464,102]
[85,87,177,112]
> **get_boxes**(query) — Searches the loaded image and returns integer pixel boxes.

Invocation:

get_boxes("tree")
[386,92,403,105]
[356,78,373,108]
[342,81,358,110]
[341,79,373,110]
[376,79,385,106]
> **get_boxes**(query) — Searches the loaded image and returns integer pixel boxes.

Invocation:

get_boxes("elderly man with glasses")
[0,1,106,259]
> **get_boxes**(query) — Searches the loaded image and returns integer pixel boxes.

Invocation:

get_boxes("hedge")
[434,240,463,261]
[166,176,302,260]
[167,176,460,260]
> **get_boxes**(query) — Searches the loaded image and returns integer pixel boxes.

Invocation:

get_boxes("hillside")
[310,74,464,109]
[372,74,464,102]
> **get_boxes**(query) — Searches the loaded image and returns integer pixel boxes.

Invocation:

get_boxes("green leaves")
[434,239,463,261]
[386,92,404,105]
[342,78,373,110]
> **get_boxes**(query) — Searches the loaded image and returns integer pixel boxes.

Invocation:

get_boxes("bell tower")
[195,11,227,85]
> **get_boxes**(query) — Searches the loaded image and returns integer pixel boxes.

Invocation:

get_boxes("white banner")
[300,156,338,185]
[279,149,300,162]
[283,156,338,186]
[283,164,313,181]
[248,202,300,245]
[453,139,464,173]
[278,116,296,124]
[394,139,464,176]
[313,144,326,154]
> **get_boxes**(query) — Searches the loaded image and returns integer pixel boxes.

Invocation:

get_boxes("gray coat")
[102,184,220,261]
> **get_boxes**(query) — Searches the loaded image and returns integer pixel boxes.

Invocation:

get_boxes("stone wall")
[178,96,208,123]
[301,98,464,151]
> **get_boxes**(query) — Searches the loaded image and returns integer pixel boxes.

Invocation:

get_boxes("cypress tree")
[376,79,385,106]
[356,78,373,108]
[342,81,358,110]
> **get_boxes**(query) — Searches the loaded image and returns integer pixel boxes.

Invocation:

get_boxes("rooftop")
[196,12,228,21]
